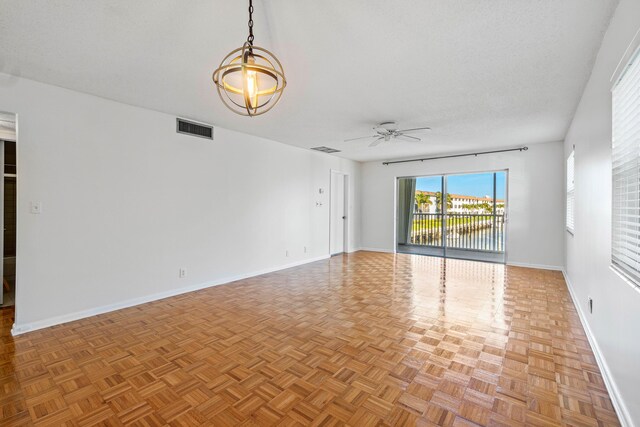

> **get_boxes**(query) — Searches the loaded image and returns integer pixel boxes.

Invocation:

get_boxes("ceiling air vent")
[311,146,341,154]
[176,118,213,140]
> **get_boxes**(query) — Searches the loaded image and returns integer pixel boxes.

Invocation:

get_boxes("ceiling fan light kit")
[212,0,286,117]
[344,121,432,147]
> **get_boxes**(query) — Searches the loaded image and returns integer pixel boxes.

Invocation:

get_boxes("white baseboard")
[506,261,563,271]
[11,255,330,336]
[562,269,634,427]
[357,247,395,253]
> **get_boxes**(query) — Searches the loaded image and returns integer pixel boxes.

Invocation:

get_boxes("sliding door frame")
[394,168,510,263]
[442,174,448,259]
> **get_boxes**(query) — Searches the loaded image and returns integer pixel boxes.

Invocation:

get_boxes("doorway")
[330,170,348,255]
[396,170,507,263]
[0,112,17,308]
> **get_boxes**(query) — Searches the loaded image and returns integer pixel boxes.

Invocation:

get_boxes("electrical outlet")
[588,297,593,313]
[304,246,307,253]
[285,250,289,257]
[179,268,187,278]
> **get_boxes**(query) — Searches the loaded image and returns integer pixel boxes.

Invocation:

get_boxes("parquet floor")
[0,252,620,426]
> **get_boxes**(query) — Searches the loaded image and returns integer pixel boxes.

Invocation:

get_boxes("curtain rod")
[382,146,528,165]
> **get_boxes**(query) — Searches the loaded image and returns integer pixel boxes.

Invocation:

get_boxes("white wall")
[564,0,640,424]
[0,73,361,332]
[360,141,565,269]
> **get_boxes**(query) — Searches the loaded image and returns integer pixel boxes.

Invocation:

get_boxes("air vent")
[311,146,341,154]
[176,118,213,140]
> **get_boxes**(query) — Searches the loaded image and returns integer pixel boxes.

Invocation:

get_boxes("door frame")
[394,168,510,263]
[329,169,349,255]
[0,110,18,313]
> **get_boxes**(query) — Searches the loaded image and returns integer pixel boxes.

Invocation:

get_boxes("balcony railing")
[410,213,505,252]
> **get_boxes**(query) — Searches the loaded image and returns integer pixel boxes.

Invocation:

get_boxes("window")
[566,150,575,233]
[612,48,640,287]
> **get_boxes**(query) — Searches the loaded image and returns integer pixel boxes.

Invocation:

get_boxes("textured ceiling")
[0,0,618,162]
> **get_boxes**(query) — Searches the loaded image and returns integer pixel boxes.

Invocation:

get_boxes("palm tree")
[461,203,476,212]
[482,202,493,214]
[435,192,452,213]
[414,192,432,212]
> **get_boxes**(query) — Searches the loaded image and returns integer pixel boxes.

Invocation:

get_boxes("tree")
[461,203,476,212]
[435,192,452,213]
[414,192,432,212]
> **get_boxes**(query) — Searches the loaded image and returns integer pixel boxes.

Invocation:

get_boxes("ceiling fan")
[344,122,431,147]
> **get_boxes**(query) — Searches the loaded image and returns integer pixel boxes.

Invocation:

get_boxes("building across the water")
[415,191,505,214]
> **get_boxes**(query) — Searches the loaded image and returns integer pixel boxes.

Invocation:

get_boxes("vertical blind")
[612,48,640,286]
[566,150,575,232]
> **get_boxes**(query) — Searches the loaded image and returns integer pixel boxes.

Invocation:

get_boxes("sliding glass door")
[397,171,507,263]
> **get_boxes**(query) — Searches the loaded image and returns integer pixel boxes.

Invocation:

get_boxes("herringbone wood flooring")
[0,252,620,426]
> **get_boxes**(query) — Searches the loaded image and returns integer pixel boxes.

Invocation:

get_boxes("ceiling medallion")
[212,0,286,117]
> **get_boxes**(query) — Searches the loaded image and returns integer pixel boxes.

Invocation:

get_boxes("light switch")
[30,201,42,214]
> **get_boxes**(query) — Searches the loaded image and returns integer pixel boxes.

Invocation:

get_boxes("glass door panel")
[444,171,506,262]
[397,176,445,257]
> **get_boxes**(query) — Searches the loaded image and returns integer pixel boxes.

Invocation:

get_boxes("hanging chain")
[247,0,255,46]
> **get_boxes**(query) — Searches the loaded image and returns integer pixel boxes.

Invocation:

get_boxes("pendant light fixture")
[212,0,286,117]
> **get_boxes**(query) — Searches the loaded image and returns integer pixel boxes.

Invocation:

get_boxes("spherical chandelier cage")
[213,42,287,117]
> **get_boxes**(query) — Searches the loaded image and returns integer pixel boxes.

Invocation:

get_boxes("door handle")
[342,216,346,220]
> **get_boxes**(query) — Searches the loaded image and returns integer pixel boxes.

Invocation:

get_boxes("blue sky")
[416,172,506,199]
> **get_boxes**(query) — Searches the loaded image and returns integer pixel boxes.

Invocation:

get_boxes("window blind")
[612,48,640,286]
[566,150,575,232]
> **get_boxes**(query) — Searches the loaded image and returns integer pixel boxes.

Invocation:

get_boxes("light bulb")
[246,70,258,108]
[245,55,259,109]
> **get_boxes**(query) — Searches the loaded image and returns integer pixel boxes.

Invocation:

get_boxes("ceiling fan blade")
[374,128,392,135]
[344,135,379,142]
[396,134,422,142]
[397,127,431,133]
[369,137,385,147]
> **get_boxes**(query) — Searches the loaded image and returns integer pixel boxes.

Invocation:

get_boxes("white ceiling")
[0,0,618,162]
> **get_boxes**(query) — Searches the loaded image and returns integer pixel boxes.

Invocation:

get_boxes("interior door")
[330,171,346,255]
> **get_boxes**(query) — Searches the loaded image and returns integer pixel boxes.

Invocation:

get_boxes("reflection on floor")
[0,252,619,425]
[398,244,505,263]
